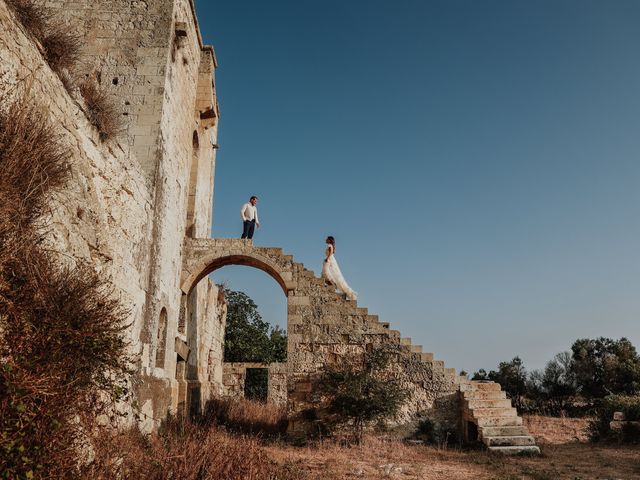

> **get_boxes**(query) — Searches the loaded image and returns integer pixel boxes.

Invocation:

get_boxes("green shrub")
[589,394,640,443]
[318,346,408,444]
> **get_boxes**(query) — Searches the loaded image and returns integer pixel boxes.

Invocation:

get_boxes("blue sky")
[195,0,640,373]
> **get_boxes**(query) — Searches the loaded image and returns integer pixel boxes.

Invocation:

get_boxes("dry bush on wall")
[79,79,124,141]
[4,0,50,40]
[5,0,81,81]
[0,93,132,479]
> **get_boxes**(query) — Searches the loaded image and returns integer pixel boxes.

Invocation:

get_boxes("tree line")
[471,337,640,414]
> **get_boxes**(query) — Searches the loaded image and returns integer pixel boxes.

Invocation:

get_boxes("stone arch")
[181,239,297,296]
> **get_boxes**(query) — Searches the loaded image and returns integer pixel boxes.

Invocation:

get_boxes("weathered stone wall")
[0,0,224,431]
[222,362,288,405]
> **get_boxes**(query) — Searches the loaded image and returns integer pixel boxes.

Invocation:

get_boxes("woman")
[322,236,357,301]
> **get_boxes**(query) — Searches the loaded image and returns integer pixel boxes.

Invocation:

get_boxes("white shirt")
[240,202,259,223]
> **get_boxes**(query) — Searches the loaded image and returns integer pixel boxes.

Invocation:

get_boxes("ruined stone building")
[0,0,538,452]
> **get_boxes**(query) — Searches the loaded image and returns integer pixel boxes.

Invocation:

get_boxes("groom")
[240,195,260,239]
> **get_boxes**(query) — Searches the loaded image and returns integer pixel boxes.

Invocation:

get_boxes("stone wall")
[0,0,225,431]
[222,362,288,405]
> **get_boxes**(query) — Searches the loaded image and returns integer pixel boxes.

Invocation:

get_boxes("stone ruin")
[0,0,538,453]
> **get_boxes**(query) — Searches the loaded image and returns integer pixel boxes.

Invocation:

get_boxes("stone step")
[432,360,445,371]
[400,337,412,346]
[445,367,456,376]
[472,407,517,419]
[466,398,512,409]
[420,352,434,362]
[479,425,529,437]
[475,416,523,427]
[483,435,536,447]
[472,382,502,391]
[487,445,540,455]
[365,315,379,323]
[380,322,390,329]
[355,307,368,315]
[455,375,471,385]
[462,390,507,400]
[410,345,422,353]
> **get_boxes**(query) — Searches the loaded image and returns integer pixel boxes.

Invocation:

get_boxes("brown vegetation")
[203,397,289,437]
[0,94,131,479]
[77,410,640,480]
[83,418,302,480]
[79,79,124,141]
[5,0,81,77]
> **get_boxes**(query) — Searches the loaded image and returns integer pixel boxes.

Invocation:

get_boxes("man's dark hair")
[250,196,257,201]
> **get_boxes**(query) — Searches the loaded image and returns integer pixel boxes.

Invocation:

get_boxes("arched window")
[155,308,168,368]
[185,131,200,237]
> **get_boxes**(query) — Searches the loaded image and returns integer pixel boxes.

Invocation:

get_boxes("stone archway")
[181,238,297,296]
[180,237,473,441]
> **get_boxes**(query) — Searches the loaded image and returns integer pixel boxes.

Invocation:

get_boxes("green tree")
[223,288,287,363]
[528,351,578,413]
[570,337,640,398]
[319,347,408,444]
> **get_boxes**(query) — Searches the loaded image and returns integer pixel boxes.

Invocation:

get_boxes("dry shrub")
[5,0,81,77]
[83,419,304,480]
[79,79,124,141]
[4,0,50,40]
[203,397,289,438]
[0,94,132,479]
[41,22,81,76]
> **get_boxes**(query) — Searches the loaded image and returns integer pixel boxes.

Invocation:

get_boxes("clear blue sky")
[195,0,640,373]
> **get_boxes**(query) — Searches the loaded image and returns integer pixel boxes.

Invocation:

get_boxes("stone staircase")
[460,381,540,454]
[295,263,458,380]
[297,263,538,453]
[183,239,538,453]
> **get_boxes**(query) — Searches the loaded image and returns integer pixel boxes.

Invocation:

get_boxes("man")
[240,195,260,239]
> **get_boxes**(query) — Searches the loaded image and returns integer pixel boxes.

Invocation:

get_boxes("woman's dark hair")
[326,236,335,251]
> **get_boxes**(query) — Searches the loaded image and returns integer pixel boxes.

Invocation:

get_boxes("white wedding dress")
[322,244,357,301]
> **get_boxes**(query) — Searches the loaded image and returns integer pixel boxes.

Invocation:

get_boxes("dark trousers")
[241,219,256,239]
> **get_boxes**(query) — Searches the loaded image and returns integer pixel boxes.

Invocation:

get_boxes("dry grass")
[5,0,81,77]
[524,414,590,444]
[0,93,131,479]
[4,0,50,40]
[264,434,640,480]
[0,95,69,235]
[79,79,124,141]
[203,397,289,437]
[83,419,304,480]
[41,22,81,75]
[80,419,640,480]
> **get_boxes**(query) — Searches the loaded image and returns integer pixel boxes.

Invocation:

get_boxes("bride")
[322,236,357,301]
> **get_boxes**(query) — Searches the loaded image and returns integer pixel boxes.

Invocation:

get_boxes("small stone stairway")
[460,381,540,454]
